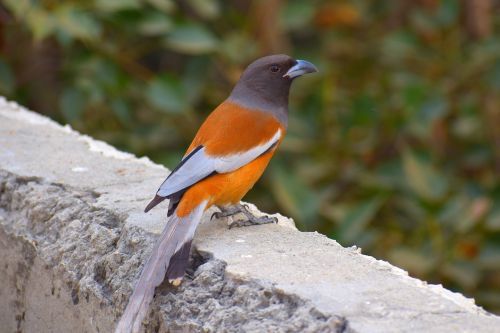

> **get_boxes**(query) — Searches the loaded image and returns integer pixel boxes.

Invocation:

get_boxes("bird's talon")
[227,214,276,229]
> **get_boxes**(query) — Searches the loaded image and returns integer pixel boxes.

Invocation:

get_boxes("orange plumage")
[177,101,285,217]
[186,101,284,156]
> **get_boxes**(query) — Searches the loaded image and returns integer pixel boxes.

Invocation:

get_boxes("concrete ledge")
[1,97,499,333]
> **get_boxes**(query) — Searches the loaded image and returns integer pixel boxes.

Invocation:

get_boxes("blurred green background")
[1,0,499,314]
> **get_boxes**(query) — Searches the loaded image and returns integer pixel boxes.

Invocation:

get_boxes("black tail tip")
[144,195,165,213]
[166,240,192,285]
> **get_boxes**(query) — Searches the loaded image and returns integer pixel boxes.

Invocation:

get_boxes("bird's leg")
[211,203,277,229]
[211,204,248,220]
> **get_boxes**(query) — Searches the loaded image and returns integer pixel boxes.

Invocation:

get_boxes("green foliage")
[1,0,499,313]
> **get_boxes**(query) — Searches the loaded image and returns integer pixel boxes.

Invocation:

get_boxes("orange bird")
[115,54,317,333]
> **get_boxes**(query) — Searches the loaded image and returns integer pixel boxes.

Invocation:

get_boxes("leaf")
[145,0,175,13]
[187,0,220,20]
[409,95,449,138]
[181,57,209,103]
[438,194,467,227]
[486,61,500,90]
[381,31,418,63]
[402,149,448,202]
[485,202,500,231]
[439,194,490,233]
[435,0,459,28]
[270,161,319,229]
[337,197,384,244]
[220,32,258,63]
[403,81,426,110]
[164,23,218,54]
[478,242,500,269]
[451,115,481,139]
[0,58,14,94]
[138,12,173,35]
[442,261,480,289]
[389,247,436,276]
[280,0,315,31]
[94,0,141,12]
[26,7,55,40]
[420,96,448,122]
[2,0,31,17]
[111,98,132,124]
[59,88,85,122]
[54,5,102,41]
[349,94,377,128]
[371,160,406,190]
[146,75,187,113]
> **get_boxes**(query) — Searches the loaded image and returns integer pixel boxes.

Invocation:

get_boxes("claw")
[213,204,277,228]
[228,214,277,229]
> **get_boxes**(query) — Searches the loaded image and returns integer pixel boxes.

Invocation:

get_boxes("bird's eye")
[270,64,280,73]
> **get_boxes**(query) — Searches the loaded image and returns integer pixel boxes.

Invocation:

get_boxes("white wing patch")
[213,129,281,173]
[156,129,281,198]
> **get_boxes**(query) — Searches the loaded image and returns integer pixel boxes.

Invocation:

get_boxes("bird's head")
[240,54,318,84]
[229,54,318,124]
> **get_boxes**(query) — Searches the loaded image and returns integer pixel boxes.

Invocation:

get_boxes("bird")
[115,54,317,333]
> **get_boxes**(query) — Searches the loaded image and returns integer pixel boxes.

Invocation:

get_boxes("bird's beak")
[283,59,318,79]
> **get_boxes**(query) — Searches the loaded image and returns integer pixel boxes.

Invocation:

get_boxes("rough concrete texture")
[0,97,499,333]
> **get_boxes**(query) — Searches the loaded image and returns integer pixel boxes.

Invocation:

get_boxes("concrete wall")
[1,97,499,333]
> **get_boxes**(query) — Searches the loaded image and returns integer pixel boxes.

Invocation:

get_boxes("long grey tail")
[115,200,208,333]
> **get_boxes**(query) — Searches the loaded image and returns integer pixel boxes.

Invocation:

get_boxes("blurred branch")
[250,0,289,54]
[89,42,154,81]
[387,0,413,29]
[464,0,492,39]
[3,28,61,115]
[484,93,500,174]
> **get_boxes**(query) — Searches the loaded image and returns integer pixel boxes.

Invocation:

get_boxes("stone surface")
[0,97,499,333]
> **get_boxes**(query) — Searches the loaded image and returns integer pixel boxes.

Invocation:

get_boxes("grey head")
[228,54,318,126]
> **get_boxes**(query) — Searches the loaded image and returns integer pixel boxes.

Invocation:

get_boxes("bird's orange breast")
[186,101,283,156]
[176,100,285,217]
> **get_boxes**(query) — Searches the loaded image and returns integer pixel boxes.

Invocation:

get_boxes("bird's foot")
[228,214,277,229]
[211,203,277,229]
[211,203,249,220]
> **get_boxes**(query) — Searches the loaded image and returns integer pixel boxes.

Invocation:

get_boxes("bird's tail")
[115,200,208,333]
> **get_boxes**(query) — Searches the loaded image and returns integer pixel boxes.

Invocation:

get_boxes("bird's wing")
[156,128,282,198]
